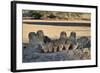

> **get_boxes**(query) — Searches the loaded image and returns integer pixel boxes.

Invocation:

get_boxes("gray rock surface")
[22,31,91,63]
[23,46,85,62]
[77,36,91,48]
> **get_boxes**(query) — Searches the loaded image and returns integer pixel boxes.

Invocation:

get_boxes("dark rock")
[77,36,91,48]
[44,36,51,43]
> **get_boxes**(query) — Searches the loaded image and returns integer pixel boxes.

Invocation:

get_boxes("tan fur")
[58,43,64,52]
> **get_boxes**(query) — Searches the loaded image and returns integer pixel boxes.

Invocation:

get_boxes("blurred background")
[22,10,91,43]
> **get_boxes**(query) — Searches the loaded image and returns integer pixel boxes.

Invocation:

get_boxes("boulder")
[77,36,91,48]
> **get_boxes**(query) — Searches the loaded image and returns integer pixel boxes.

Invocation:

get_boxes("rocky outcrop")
[23,31,91,62]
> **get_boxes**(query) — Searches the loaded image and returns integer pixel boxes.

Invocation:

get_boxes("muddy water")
[22,23,90,43]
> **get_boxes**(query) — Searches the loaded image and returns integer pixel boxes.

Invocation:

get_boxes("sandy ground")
[22,23,90,43]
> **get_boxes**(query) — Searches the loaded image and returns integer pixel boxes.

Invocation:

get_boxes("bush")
[47,14,56,18]
[29,11,42,19]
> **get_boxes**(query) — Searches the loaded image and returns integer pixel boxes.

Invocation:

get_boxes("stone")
[77,36,91,48]
[26,32,45,53]
[28,32,39,48]
[81,48,91,59]
[23,30,91,62]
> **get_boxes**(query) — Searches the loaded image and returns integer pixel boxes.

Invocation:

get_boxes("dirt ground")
[22,23,90,43]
